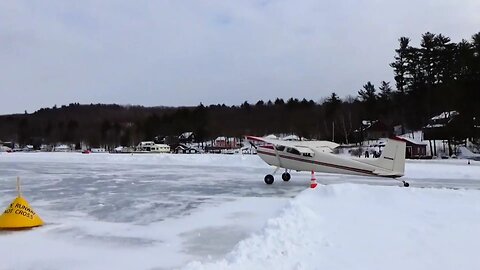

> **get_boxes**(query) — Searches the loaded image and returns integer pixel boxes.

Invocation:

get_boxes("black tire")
[281,172,291,182]
[264,174,274,185]
[403,181,410,187]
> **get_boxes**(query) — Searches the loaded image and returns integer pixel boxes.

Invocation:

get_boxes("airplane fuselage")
[257,145,395,177]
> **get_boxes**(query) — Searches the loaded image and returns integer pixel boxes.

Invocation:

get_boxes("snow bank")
[185,184,480,270]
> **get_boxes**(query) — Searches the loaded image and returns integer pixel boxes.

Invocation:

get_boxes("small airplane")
[246,135,409,187]
[458,146,480,161]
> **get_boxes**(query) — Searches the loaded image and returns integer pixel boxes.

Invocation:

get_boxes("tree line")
[0,32,479,149]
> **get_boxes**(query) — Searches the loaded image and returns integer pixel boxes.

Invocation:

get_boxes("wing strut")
[273,144,283,168]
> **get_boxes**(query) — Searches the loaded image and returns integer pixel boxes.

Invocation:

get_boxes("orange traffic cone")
[0,177,44,230]
[310,171,317,189]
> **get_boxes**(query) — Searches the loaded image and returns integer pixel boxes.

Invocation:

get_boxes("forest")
[0,32,479,148]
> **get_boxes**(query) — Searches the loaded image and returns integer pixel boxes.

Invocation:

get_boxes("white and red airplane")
[246,135,409,187]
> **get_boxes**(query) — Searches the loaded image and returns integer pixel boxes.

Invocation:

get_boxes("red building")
[213,137,239,148]
[393,136,428,159]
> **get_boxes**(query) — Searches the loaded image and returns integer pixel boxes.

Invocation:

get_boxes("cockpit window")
[286,147,301,155]
[275,145,285,151]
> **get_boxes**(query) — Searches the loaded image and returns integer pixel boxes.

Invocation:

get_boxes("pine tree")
[358,82,378,120]
[390,37,410,94]
[378,81,393,101]
[358,82,377,102]
[421,32,436,86]
[456,39,473,79]
[324,92,341,118]
[434,34,454,84]
[472,32,480,74]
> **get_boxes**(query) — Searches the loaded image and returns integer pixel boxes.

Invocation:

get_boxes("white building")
[137,141,170,153]
[54,144,71,152]
[0,145,12,152]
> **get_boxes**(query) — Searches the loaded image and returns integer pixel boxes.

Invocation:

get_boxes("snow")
[185,184,480,270]
[397,135,427,145]
[425,123,446,128]
[0,153,300,269]
[425,111,459,128]
[264,134,278,139]
[282,135,300,141]
[1,153,480,269]
[400,130,424,141]
[180,132,194,138]
[431,110,458,121]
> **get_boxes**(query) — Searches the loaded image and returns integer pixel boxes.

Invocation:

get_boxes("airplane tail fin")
[373,138,406,177]
[458,146,475,157]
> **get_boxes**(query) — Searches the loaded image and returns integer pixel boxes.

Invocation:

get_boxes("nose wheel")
[402,181,410,187]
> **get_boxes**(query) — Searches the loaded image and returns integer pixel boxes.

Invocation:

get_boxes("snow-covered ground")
[1,152,480,270]
[186,184,480,270]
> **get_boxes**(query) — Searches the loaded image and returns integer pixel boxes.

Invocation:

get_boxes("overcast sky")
[1,0,479,114]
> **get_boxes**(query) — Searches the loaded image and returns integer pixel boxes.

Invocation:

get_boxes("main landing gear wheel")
[282,172,291,182]
[402,181,410,187]
[264,174,274,185]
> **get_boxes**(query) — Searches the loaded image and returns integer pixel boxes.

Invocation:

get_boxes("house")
[154,135,166,144]
[393,136,428,159]
[363,121,391,140]
[241,145,257,155]
[0,141,8,152]
[204,137,241,153]
[423,111,480,140]
[0,141,15,149]
[54,144,72,152]
[22,145,34,152]
[178,132,195,144]
[353,120,391,142]
[113,146,134,153]
[136,141,170,153]
[174,144,200,154]
[40,144,53,152]
[114,146,125,153]
[0,145,12,152]
[214,137,239,149]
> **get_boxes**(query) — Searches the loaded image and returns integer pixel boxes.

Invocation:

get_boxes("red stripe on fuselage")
[257,149,375,176]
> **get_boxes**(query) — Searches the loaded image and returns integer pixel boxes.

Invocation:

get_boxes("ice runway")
[0,153,305,269]
[1,152,480,269]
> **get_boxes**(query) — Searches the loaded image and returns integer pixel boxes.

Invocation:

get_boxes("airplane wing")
[245,135,339,153]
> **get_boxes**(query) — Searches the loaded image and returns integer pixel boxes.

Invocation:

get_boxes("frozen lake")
[1,152,480,269]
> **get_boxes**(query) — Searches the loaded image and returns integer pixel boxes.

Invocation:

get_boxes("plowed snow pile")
[186,184,480,270]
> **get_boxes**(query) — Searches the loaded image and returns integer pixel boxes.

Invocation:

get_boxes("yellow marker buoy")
[0,177,44,229]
